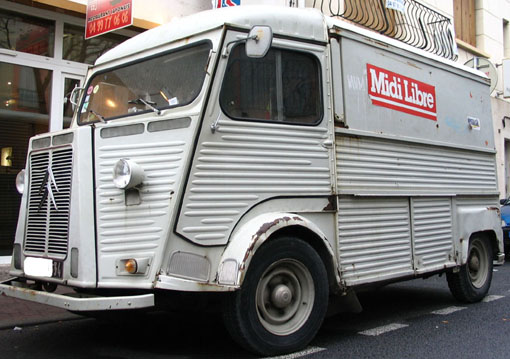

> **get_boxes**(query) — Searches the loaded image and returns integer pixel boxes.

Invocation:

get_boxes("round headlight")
[16,169,25,194]
[112,159,144,189]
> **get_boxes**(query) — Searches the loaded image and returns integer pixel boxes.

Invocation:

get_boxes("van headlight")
[15,169,25,194]
[112,159,144,189]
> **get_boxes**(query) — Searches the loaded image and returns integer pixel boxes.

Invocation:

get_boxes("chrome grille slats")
[24,146,73,259]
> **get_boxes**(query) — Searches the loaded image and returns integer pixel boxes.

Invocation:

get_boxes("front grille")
[25,147,73,259]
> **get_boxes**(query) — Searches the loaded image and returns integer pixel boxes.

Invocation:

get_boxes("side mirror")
[245,26,273,58]
[69,85,84,111]
[222,26,273,59]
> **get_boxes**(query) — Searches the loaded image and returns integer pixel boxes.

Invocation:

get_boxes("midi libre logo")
[367,64,437,121]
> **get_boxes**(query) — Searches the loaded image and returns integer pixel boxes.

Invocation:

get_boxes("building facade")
[1,0,509,255]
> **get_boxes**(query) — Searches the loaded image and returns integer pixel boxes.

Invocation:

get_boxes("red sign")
[85,0,133,39]
[367,64,437,121]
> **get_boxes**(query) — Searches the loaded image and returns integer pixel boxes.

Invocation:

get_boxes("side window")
[220,45,322,125]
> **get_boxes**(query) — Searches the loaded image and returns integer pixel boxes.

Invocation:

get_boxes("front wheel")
[447,235,493,303]
[222,237,329,356]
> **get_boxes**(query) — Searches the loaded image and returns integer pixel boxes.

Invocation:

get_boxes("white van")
[0,6,504,356]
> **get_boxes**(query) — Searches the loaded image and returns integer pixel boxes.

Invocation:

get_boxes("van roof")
[94,5,486,79]
[95,6,327,66]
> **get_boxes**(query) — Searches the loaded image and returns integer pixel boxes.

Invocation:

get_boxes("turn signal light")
[124,259,138,274]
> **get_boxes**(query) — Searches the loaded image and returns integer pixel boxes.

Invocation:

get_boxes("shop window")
[0,62,50,255]
[0,62,52,118]
[220,45,322,125]
[0,9,55,57]
[63,24,128,65]
[453,0,476,47]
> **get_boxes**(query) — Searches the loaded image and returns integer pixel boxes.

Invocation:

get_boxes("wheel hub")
[255,259,315,336]
[271,284,293,308]
[469,255,480,272]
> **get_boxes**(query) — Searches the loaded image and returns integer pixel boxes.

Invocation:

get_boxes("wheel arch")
[463,230,500,262]
[216,212,340,291]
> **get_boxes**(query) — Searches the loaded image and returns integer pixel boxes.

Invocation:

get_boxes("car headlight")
[112,159,144,189]
[16,169,25,194]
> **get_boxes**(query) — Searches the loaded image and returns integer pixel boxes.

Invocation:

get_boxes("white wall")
[69,0,211,24]
[474,1,510,197]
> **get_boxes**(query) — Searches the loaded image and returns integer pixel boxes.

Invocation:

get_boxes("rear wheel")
[222,237,328,356]
[447,235,493,303]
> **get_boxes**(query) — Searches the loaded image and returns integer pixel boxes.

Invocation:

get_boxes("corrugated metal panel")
[455,196,499,207]
[411,197,454,270]
[178,120,332,245]
[96,140,185,255]
[338,196,413,285]
[336,136,497,194]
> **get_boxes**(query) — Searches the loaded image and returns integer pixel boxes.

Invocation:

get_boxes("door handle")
[211,113,221,133]
[321,139,333,149]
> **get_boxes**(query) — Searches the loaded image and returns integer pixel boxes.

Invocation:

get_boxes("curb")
[0,313,83,331]
[0,264,10,283]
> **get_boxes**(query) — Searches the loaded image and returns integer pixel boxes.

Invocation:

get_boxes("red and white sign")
[213,0,241,8]
[367,64,437,121]
[85,0,133,39]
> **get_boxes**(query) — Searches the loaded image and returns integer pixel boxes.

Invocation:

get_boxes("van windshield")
[79,42,211,124]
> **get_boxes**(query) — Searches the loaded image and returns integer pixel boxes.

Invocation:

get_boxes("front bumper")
[0,279,154,311]
[497,252,505,265]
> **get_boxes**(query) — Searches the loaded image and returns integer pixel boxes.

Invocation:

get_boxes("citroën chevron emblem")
[38,167,60,212]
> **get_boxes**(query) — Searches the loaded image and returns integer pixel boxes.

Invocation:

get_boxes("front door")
[177,30,334,246]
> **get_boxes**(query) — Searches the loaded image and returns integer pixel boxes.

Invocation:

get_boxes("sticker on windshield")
[93,85,100,94]
[168,97,179,106]
[87,86,94,95]
[81,102,89,113]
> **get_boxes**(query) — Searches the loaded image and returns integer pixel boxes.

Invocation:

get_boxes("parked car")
[501,198,510,257]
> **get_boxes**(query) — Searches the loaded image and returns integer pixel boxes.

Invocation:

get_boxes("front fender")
[216,212,336,287]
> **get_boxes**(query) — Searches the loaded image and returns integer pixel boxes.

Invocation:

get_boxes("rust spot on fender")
[241,216,303,272]
[487,206,500,214]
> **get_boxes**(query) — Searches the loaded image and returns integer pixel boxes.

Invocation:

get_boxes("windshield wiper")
[128,98,161,115]
[89,109,106,122]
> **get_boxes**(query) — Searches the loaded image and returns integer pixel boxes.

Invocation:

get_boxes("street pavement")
[0,263,80,330]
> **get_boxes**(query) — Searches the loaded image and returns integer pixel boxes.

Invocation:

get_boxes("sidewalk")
[0,263,81,330]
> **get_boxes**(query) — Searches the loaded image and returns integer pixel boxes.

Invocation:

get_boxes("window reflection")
[0,63,50,255]
[63,78,81,128]
[0,10,55,57]
[63,23,128,64]
[220,45,322,125]
[0,63,52,116]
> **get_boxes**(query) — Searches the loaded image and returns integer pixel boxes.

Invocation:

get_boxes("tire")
[446,235,493,303]
[222,237,329,356]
